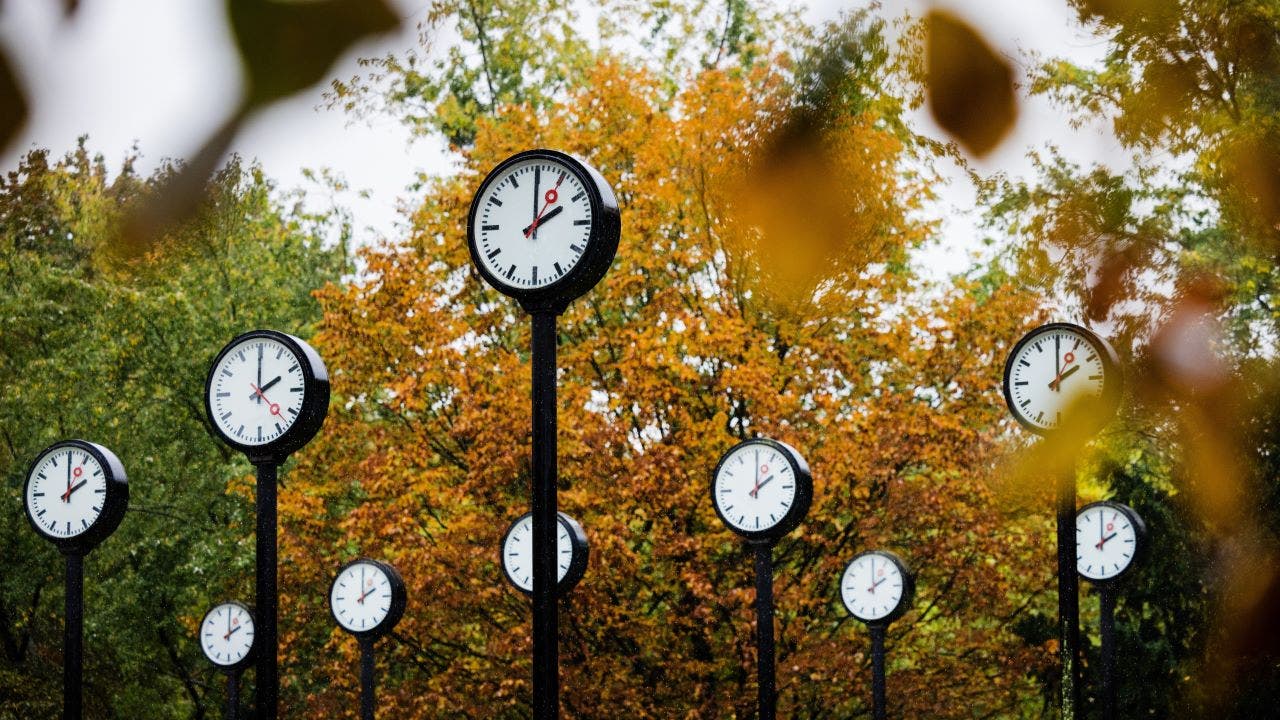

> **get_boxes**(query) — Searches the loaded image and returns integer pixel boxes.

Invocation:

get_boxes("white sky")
[0,0,1124,279]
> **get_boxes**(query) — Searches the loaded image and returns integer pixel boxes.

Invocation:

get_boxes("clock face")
[1076,503,1139,581]
[25,445,107,539]
[1004,324,1115,434]
[712,441,799,534]
[472,156,595,291]
[502,515,576,593]
[330,561,394,633]
[200,603,255,667]
[208,336,307,447]
[840,552,907,623]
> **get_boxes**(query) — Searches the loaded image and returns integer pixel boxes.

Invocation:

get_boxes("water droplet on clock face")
[474,158,594,290]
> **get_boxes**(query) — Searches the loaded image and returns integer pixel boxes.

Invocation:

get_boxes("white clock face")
[26,446,107,539]
[330,562,393,633]
[713,442,797,533]
[201,603,255,667]
[209,337,306,446]
[1006,327,1109,432]
[841,553,905,622]
[473,157,594,290]
[1076,505,1138,580]
[503,515,575,593]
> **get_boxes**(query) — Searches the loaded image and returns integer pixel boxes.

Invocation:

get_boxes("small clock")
[199,601,257,671]
[1002,322,1122,436]
[1076,501,1146,583]
[500,511,589,595]
[840,550,915,625]
[466,149,621,313]
[23,440,128,553]
[205,329,330,462]
[329,559,407,638]
[710,438,814,543]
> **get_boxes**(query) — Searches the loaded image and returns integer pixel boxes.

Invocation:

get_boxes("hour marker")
[531,266,538,283]
[487,247,501,259]
[220,411,232,421]
[554,262,563,276]
[236,425,245,438]
[290,386,303,392]
[1014,381,1028,386]
[482,224,499,231]
[573,219,589,226]
[287,364,298,373]
[569,243,583,253]
[571,190,585,202]
[1018,359,1030,367]
[488,196,503,206]
[505,264,517,279]
[509,175,519,188]
[217,392,230,398]
[1088,374,1102,380]
[33,492,44,497]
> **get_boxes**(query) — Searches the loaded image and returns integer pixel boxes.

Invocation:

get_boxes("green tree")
[0,141,349,718]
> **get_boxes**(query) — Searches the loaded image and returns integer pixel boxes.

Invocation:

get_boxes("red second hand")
[249,383,282,417]
[524,175,566,238]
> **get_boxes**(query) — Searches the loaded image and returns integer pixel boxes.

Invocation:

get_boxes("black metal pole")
[752,542,776,720]
[254,461,279,720]
[1056,470,1080,719]
[64,552,83,720]
[530,311,559,720]
[359,636,376,720]
[870,624,887,720]
[1099,586,1117,720]
[226,671,239,720]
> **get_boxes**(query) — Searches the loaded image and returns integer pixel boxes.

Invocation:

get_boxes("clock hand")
[224,625,242,641]
[1055,335,1061,381]
[256,344,263,404]
[1047,364,1080,391]
[533,165,540,239]
[249,383,283,418]
[1096,532,1117,549]
[524,175,566,239]
[62,479,87,501]
[65,451,72,499]
[247,375,282,400]
[521,206,564,235]
[750,475,775,498]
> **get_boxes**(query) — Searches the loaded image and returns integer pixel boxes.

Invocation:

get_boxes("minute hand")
[1048,365,1080,391]
[522,206,564,235]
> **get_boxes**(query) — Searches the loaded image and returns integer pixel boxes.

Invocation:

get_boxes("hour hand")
[523,206,564,235]
[750,475,775,498]
[248,376,282,400]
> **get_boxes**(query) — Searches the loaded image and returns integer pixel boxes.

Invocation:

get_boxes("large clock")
[840,550,915,626]
[1002,322,1122,436]
[329,558,408,639]
[23,439,128,554]
[710,438,813,543]
[466,149,621,313]
[205,329,330,462]
[200,601,257,671]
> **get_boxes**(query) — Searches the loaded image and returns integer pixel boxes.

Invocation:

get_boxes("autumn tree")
[284,4,1057,718]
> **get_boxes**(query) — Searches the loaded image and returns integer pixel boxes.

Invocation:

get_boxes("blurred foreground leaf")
[0,44,29,156]
[925,10,1017,157]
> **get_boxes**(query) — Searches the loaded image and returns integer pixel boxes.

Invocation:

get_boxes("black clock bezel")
[1001,322,1123,437]
[204,329,331,464]
[709,437,814,544]
[500,511,590,596]
[22,439,129,555]
[1075,501,1147,585]
[840,550,916,627]
[328,558,408,640]
[199,600,258,673]
[466,148,622,315]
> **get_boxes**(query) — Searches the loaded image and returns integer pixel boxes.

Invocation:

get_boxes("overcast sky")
[0,0,1121,278]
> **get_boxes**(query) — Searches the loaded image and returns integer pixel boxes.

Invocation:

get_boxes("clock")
[329,559,407,638]
[23,440,128,553]
[1002,322,1122,435]
[205,329,330,462]
[710,438,814,542]
[500,511,589,595]
[466,149,621,313]
[1076,501,1146,582]
[199,601,257,671]
[840,550,915,625]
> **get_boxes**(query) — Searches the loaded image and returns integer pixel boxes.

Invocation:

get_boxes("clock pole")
[869,624,887,720]
[1099,585,1117,720]
[358,635,376,720]
[1057,471,1081,719]
[752,541,777,720]
[254,460,279,720]
[226,670,241,720]
[63,550,84,720]
[530,310,560,720]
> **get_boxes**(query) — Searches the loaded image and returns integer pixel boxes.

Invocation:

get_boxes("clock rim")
[466,148,621,314]
[839,549,916,627]
[22,439,129,554]
[328,557,408,639]
[1075,500,1147,584]
[1001,321,1123,437]
[499,510,590,596]
[198,600,258,671]
[204,329,330,464]
[709,437,814,543]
